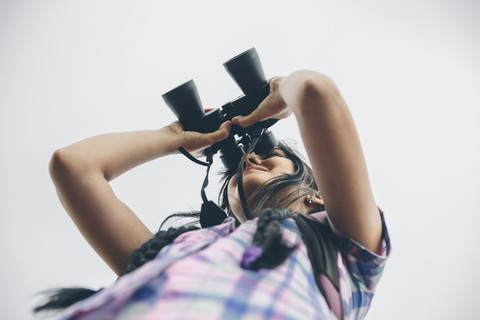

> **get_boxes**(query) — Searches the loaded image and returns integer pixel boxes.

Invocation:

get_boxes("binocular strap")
[177,147,227,228]
[177,126,264,227]
[236,127,265,221]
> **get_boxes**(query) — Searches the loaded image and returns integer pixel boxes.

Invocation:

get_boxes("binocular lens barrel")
[162,80,205,131]
[223,48,267,94]
[162,48,277,170]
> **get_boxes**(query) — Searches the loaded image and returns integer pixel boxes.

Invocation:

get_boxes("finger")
[202,120,232,145]
[232,106,271,128]
[231,115,254,128]
[267,76,283,85]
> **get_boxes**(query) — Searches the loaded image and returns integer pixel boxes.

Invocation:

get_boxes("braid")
[33,288,102,313]
[241,208,297,270]
[124,225,199,274]
[34,223,199,313]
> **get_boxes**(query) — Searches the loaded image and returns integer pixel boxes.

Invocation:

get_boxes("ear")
[315,195,324,205]
[305,195,325,208]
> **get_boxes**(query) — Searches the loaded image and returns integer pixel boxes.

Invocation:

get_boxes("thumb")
[232,107,271,128]
[202,120,232,145]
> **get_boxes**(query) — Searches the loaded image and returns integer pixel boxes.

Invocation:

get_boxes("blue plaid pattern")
[59,211,390,320]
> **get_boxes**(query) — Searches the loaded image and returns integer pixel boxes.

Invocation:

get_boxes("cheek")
[280,159,296,172]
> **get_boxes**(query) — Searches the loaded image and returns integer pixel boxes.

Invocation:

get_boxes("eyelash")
[261,151,283,159]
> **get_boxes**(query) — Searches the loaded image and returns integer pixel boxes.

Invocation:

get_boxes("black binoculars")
[162,48,278,170]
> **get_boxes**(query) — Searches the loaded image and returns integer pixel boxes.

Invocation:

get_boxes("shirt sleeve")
[325,209,391,292]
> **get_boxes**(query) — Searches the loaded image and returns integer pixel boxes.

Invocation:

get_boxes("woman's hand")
[232,77,292,128]
[167,118,232,157]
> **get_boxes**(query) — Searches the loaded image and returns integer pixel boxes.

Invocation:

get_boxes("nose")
[243,153,261,169]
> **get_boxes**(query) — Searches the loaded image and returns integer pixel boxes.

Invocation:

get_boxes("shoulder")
[317,209,391,290]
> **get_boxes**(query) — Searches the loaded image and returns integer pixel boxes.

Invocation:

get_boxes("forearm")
[48,127,177,274]
[278,71,367,198]
[292,84,375,212]
[51,127,177,182]
[48,113,230,274]
[279,71,381,252]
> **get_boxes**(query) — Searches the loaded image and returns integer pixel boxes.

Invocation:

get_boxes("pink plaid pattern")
[60,211,390,320]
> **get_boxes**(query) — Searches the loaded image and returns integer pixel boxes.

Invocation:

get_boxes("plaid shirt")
[60,211,390,320]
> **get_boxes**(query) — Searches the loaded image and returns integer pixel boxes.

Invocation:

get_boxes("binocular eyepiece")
[162,48,278,170]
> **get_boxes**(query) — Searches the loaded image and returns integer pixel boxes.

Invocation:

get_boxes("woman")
[36,70,390,319]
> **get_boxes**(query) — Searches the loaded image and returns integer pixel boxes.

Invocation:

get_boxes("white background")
[1,0,479,319]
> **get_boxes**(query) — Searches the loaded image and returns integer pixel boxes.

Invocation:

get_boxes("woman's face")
[227,148,296,222]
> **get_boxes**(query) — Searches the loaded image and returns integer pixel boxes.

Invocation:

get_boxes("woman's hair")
[34,140,323,313]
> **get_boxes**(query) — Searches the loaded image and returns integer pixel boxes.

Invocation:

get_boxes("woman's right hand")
[166,119,232,158]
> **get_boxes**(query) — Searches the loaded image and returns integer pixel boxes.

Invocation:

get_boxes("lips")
[244,165,268,173]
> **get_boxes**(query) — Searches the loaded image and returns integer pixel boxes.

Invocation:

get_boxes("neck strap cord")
[178,147,211,203]
[178,126,265,225]
[236,127,265,221]
[178,147,227,227]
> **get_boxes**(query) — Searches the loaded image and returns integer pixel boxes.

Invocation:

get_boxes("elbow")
[301,71,339,99]
[49,148,69,185]
[285,70,340,105]
[49,148,83,185]
[290,71,341,116]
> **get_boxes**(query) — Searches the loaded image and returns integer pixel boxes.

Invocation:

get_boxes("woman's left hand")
[232,77,292,128]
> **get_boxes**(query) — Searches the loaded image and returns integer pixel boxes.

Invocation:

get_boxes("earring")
[307,196,315,204]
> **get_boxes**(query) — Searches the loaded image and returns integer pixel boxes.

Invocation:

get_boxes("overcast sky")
[1,1,479,319]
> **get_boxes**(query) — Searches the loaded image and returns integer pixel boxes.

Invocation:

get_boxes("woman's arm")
[233,71,382,253]
[50,121,231,275]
